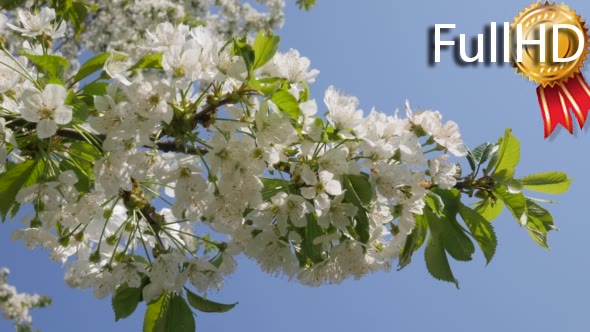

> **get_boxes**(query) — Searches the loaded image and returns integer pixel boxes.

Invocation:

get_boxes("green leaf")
[467,143,496,171]
[342,173,372,207]
[398,213,428,269]
[431,188,459,217]
[270,89,301,120]
[70,96,90,125]
[80,81,109,97]
[67,141,101,191]
[424,232,458,288]
[425,192,445,216]
[0,0,27,10]
[143,292,171,332]
[252,30,280,70]
[112,283,142,321]
[143,292,194,332]
[129,53,162,71]
[440,216,475,262]
[493,184,526,225]
[353,209,370,245]
[458,204,497,264]
[298,213,326,264]
[0,159,44,221]
[248,77,283,96]
[233,37,254,75]
[186,288,237,313]
[168,295,196,332]
[296,0,316,10]
[260,178,290,201]
[524,199,556,248]
[73,53,116,83]
[474,197,504,222]
[23,54,69,81]
[519,171,572,194]
[68,2,89,38]
[490,128,520,181]
[60,158,91,193]
[426,189,474,261]
[342,173,372,244]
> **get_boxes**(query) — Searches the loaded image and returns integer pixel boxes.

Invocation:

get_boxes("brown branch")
[192,96,236,129]
[155,140,208,155]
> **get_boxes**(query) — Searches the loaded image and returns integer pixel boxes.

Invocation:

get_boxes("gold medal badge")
[511,1,590,137]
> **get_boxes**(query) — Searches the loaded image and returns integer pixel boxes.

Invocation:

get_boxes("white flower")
[0,118,16,165]
[143,253,188,303]
[0,53,27,93]
[162,44,202,81]
[265,49,319,83]
[372,163,425,207]
[0,14,7,31]
[405,101,467,157]
[92,271,115,299]
[104,54,131,86]
[317,194,357,229]
[392,132,426,167]
[433,120,468,157]
[429,154,458,190]
[7,7,66,39]
[324,86,365,138]
[112,263,145,289]
[146,22,190,51]
[188,259,224,293]
[272,192,313,228]
[317,146,351,175]
[19,84,72,139]
[300,167,342,210]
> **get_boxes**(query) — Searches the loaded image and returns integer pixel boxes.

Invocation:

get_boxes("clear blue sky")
[3,0,590,331]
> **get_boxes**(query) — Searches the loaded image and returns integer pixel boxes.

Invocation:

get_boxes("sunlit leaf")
[490,128,520,181]
[23,54,68,81]
[474,198,504,222]
[270,89,301,120]
[493,185,526,225]
[129,53,162,71]
[74,52,124,83]
[520,171,572,194]
[0,159,45,221]
[143,292,171,332]
[252,30,280,70]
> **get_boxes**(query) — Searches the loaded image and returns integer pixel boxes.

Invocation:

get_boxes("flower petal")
[43,84,67,107]
[324,179,342,196]
[300,187,316,200]
[36,118,57,138]
[53,105,72,124]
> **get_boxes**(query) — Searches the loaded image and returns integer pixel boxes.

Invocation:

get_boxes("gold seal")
[511,1,590,87]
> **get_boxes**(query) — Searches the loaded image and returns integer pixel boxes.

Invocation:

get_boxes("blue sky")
[3,0,590,331]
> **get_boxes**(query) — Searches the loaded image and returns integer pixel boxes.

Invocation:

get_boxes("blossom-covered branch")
[0,3,571,332]
[0,268,51,332]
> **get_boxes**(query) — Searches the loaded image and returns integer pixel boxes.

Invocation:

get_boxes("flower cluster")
[1,0,285,63]
[0,3,571,330]
[0,5,470,306]
[0,267,50,331]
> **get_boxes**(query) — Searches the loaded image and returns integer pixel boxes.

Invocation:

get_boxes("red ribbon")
[536,73,590,138]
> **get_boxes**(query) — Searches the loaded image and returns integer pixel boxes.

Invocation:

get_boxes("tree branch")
[3,116,209,155]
